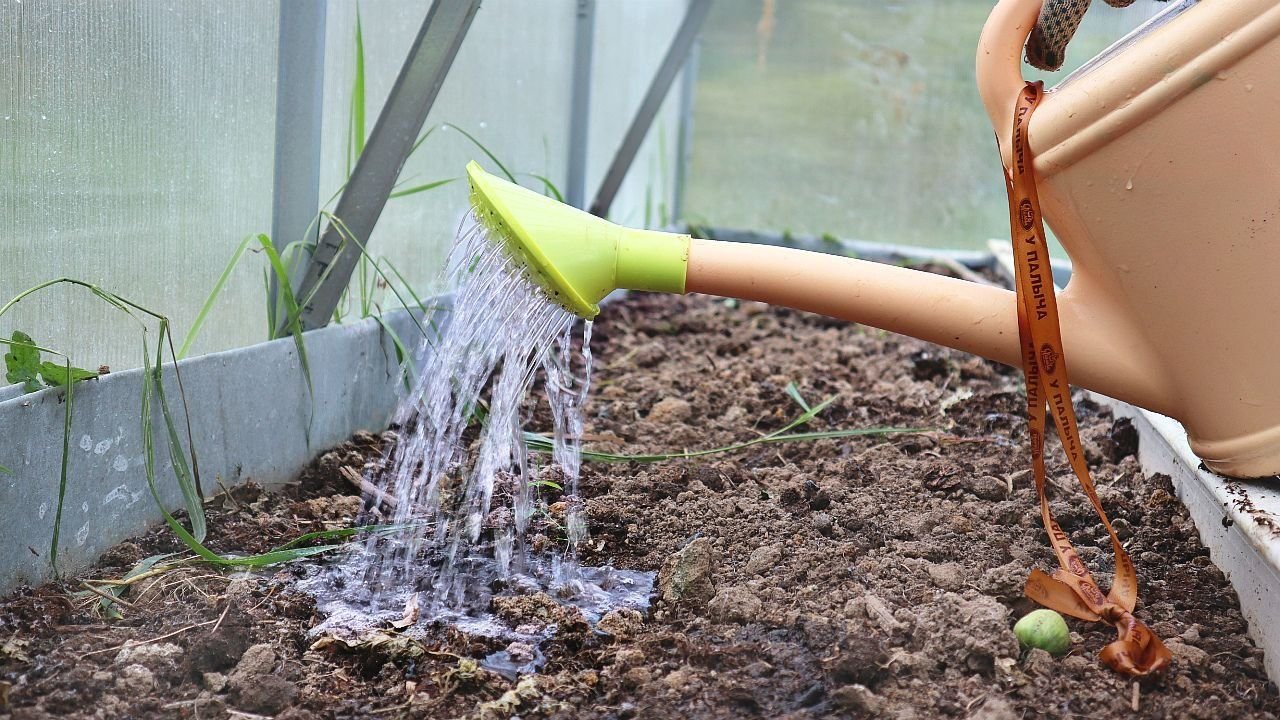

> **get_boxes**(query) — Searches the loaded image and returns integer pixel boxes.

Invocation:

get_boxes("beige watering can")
[467,0,1280,479]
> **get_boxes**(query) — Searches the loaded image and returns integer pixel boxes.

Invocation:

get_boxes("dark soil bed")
[2,292,1278,719]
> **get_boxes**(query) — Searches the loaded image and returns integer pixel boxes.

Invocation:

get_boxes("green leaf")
[784,381,812,413]
[37,361,98,387]
[4,331,42,393]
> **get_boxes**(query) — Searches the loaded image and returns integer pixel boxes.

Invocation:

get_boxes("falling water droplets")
[301,211,652,651]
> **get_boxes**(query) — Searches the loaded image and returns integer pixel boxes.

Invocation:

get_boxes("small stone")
[1166,639,1210,668]
[662,667,694,691]
[657,538,719,608]
[863,594,904,633]
[230,643,277,679]
[926,562,966,591]
[236,675,297,715]
[91,670,112,683]
[203,672,228,693]
[1023,648,1055,676]
[114,642,183,669]
[505,642,536,664]
[1111,517,1134,541]
[811,512,834,537]
[744,661,774,678]
[964,475,1009,500]
[972,695,1018,720]
[825,636,888,686]
[744,544,783,576]
[612,648,646,669]
[831,684,883,715]
[707,586,763,624]
[115,664,154,694]
[597,609,644,640]
[1062,655,1092,673]
[647,397,691,424]
[621,666,652,688]
[1179,625,1201,644]
[808,489,832,511]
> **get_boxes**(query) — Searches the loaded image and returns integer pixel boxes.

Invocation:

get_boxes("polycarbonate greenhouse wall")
[2,0,688,373]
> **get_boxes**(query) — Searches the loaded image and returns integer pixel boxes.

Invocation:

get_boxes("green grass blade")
[253,234,314,442]
[150,325,207,542]
[784,381,812,413]
[178,234,254,359]
[51,358,73,571]
[389,177,456,199]
[372,312,418,390]
[520,173,564,202]
[440,123,516,182]
[346,4,367,178]
[274,522,420,551]
[525,426,924,463]
[91,552,178,617]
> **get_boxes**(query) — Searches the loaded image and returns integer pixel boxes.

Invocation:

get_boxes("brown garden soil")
[2,290,1279,719]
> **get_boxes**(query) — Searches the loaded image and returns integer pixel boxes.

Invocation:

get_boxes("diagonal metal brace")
[292,0,481,332]
[588,0,712,219]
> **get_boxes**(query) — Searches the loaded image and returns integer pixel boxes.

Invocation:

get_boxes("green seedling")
[4,330,98,392]
[1015,608,1072,655]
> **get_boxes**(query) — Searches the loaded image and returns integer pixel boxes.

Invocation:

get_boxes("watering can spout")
[682,241,1172,419]
[465,162,1172,421]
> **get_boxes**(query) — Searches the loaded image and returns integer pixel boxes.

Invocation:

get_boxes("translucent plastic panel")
[0,1,279,372]
[683,1,1170,250]
[317,0,577,304]
[587,0,688,229]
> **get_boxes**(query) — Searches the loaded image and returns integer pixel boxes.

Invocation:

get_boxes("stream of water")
[301,212,652,665]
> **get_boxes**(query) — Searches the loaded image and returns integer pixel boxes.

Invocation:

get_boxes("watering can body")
[466,0,1280,478]
[976,0,1280,478]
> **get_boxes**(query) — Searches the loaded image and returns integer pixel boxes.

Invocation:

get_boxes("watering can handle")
[977,0,1045,170]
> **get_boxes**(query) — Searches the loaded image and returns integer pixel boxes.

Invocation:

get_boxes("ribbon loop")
[1002,81,1171,677]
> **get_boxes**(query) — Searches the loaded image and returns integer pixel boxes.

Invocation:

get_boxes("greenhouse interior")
[3,0,1280,717]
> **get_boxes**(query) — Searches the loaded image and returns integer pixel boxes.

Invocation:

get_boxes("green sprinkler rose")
[1014,609,1071,655]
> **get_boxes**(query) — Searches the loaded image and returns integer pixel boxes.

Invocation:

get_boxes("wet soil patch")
[2,292,1278,719]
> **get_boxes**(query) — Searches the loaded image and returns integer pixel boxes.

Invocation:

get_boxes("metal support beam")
[292,0,481,332]
[588,0,712,219]
[270,0,327,324]
[565,0,596,209]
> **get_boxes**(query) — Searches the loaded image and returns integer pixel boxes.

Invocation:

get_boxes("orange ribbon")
[1002,81,1171,677]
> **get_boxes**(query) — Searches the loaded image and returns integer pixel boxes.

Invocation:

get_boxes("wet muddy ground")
[2,291,1278,719]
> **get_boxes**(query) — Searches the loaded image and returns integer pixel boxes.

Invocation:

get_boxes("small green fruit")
[1014,609,1071,655]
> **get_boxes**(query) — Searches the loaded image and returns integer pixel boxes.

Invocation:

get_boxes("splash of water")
[301,211,651,648]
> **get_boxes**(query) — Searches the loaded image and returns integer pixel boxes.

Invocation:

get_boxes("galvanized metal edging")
[0,307,439,595]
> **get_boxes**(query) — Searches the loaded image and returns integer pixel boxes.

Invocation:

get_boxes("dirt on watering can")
[0,288,1277,719]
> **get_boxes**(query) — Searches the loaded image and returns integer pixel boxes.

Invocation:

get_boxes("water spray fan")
[466,161,689,319]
